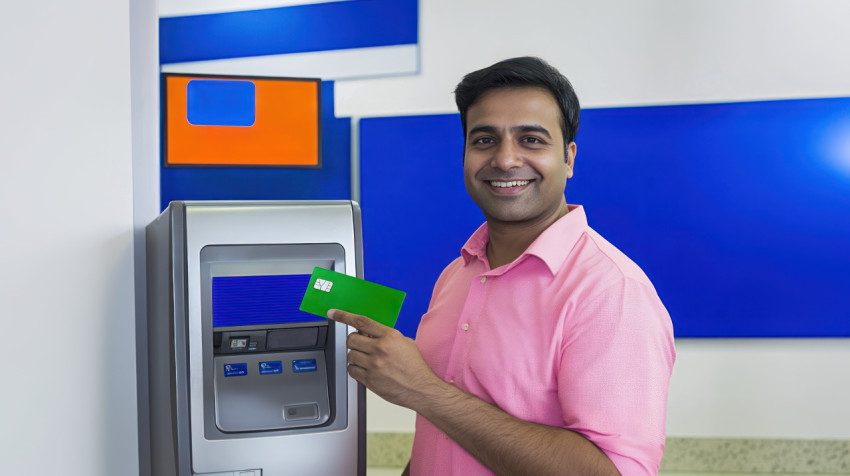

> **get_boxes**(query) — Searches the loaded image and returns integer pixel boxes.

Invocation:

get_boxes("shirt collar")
[460,204,589,275]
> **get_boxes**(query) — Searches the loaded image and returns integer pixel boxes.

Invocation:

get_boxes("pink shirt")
[411,205,676,476]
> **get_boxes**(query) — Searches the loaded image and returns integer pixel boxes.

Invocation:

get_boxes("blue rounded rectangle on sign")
[187,79,255,126]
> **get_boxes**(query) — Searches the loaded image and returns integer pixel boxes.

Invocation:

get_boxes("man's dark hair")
[454,56,581,149]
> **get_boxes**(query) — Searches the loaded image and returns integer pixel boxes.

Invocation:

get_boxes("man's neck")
[485,202,569,269]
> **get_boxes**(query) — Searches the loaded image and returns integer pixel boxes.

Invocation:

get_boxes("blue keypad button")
[224,363,247,377]
[292,359,317,373]
[259,361,283,375]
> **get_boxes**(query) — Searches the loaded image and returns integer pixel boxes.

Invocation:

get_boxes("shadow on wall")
[101,230,140,474]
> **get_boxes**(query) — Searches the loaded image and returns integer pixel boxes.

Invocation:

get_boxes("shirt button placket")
[468,275,488,332]
[448,271,486,395]
[464,275,487,333]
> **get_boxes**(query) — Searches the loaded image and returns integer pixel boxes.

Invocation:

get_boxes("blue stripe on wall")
[359,98,850,338]
[160,0,419,64]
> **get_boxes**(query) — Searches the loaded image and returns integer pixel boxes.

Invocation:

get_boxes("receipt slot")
[146,201,365,476]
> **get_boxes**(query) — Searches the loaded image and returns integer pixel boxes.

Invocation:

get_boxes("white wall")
[0,0,148,473]
[337,0,850,116]
[130,0,161,474]
[343,0,850,439]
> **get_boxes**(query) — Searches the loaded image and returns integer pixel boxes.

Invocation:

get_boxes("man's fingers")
[346,347,371,369]
[345,347,375,386]
[327,309,389,337]
[346,332,376,354]
[346,361,367,382]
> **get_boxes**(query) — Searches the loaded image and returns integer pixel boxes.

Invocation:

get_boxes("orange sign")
[163,74,320,167]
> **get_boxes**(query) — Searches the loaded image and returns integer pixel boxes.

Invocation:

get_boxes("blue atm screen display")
[212,274,325,328]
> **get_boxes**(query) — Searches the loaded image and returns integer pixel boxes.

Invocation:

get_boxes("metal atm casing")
[146,201,366,476]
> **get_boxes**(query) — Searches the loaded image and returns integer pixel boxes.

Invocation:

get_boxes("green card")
[299,267,406,328]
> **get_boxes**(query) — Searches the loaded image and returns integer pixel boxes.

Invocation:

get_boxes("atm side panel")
[352,201,367,476]
[146,203,192,476]
[146,207,178,476]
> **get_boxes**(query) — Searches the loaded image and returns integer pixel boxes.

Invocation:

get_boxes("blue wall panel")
[160,81,351,209]
[574,98,850,337]
[359,98,850,338]
[360,114,479,338]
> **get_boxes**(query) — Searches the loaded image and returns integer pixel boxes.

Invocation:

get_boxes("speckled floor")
[366,433,850,475]
[366,469,401,476]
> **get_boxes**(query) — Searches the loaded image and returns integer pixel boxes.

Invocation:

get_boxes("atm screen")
[212,274,325,328]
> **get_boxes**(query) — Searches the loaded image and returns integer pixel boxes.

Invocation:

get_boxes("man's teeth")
[490,180,530,188]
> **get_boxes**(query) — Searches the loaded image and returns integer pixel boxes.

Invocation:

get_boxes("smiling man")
[328,57,676,476]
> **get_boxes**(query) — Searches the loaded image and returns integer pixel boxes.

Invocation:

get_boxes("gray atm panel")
[200,243,347,437]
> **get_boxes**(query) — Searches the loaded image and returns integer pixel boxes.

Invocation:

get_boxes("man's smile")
[484,179,535,195]
[488,179,531,188]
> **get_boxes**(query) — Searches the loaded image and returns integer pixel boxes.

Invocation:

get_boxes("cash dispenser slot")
[268,327,321,350]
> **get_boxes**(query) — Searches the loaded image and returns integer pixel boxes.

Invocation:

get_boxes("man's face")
[463,87,576,226]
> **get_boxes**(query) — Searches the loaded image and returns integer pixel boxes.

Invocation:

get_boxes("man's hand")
[327,309,443,409]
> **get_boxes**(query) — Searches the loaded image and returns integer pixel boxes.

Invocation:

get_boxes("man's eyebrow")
[468,125,498,136]
[513,124,552,139]
[467,124,552,139]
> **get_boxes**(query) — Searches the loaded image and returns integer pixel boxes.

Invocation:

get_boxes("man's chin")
[479,200,567,228]
[481,207,537,224]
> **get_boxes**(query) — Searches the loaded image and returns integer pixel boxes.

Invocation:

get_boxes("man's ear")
[565,142,577,179]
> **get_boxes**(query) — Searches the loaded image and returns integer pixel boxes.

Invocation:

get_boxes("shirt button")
[462,323,469,331]
[480,277,487,284]
[449,379,454,384]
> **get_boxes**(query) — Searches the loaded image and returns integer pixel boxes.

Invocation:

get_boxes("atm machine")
[146,201,365,476]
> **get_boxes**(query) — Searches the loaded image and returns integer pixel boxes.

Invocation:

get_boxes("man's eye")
[522,136,544,144]
[472,137,494,145]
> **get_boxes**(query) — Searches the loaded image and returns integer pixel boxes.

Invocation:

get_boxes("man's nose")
[490,141,523,171]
